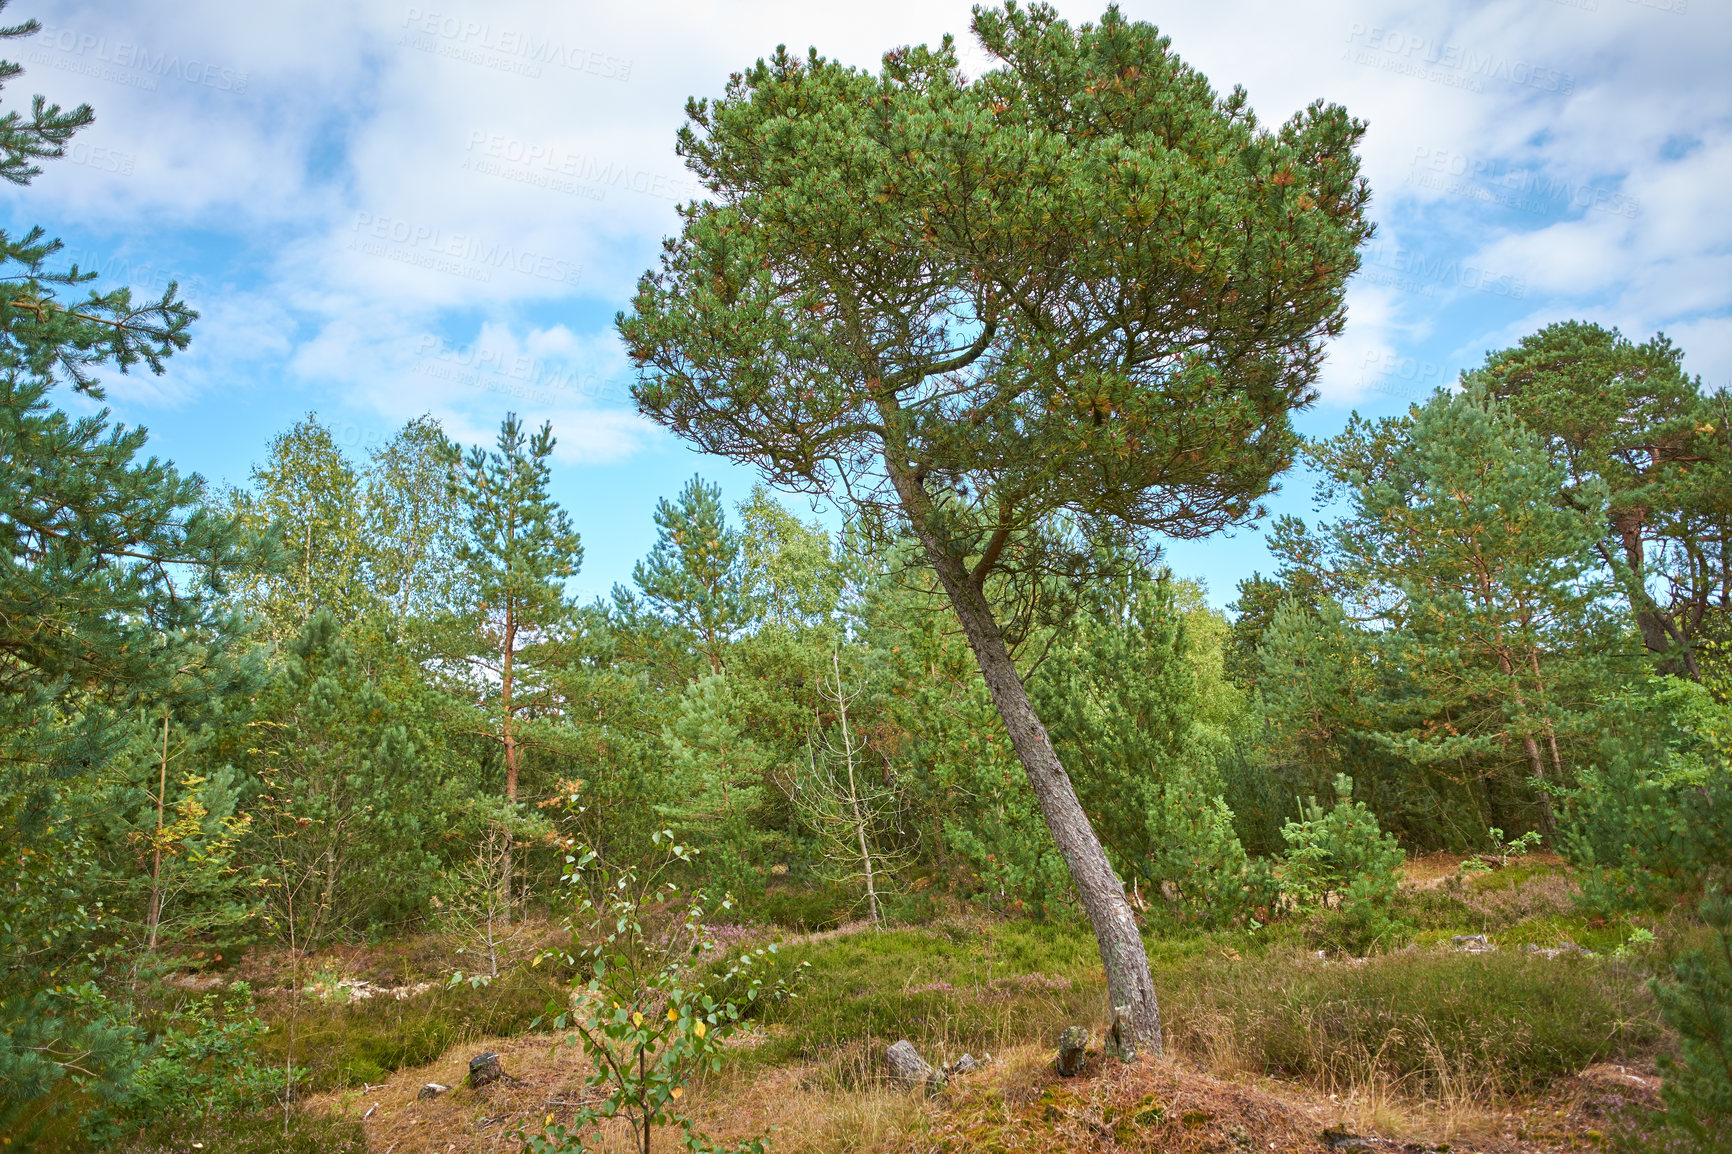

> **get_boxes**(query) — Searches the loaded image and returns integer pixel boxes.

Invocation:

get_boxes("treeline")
[13,315,1732,987]
[1235,322,1732,870]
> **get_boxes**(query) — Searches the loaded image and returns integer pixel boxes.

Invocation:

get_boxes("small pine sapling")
[1280,775,1405,951]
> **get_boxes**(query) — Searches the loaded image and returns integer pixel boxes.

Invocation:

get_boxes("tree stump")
[468,1051,505,1089]
[1056,1026,1091,1076]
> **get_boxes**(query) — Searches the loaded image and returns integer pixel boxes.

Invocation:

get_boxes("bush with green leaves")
[83,983,291,1145]
[1280,774,1405,948]
[1564,678,1732,912]
[1650,887,1732,1148]
[526,831,805,1154]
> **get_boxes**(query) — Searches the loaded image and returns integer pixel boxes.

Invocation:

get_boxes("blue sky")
[5,0,1727,607]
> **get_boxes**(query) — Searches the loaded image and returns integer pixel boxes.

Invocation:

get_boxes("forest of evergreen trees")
[2,3,1730,1150]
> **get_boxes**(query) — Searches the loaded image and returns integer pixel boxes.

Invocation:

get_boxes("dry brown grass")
[311,1020,1646,1154]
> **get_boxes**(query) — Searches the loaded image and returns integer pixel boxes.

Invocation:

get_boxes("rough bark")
[1519,733,1558,840]
[1609,511,1701,679]
[887,471,1162,1055]
[501,608,517,924]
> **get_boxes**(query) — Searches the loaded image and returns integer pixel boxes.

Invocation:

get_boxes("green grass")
[118,1109,366,1153]
[742,899,1665,1099]
[255,966,565,1092]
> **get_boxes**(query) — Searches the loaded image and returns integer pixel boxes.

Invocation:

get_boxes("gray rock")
[468,1051,505,1089]
[1451,933,1494,953]
[884,1039,940,1090]
[1056,1025,1091,1077]
[944,1052,981,1075]
[417,1082,450,1100]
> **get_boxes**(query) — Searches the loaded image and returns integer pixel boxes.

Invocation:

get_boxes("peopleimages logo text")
[1345,25,1575,94]
[349,213,583,287]
[400,9,632,81]
[35,26,249,92]
[464,132,702,204]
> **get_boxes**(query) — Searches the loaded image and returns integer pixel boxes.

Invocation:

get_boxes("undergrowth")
[254,965,565,1092]
[117,1109,367,1153]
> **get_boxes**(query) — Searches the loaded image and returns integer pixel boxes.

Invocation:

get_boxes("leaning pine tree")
[619,2,1370,1055]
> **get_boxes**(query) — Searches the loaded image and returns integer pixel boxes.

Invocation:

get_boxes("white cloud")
[2,0,1726,463]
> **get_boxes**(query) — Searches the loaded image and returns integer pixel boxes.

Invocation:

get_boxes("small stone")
[884,1039,941,1090]
[1322,1126,1379,1150]
[468,1051,505,1089]
[417,1082,450,1100]
[1056,1025,1091,1077]
[1450,934,1494,953]
[944,1052,980,1075]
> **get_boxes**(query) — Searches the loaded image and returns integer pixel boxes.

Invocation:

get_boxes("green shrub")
[1280,774,1405,950]
[255,966,561,1093]
[1564,679,1732,912]
[526,832,802,1154]
[118,1109,366,1154]
[1651,887,1732,1148]
[80,983,288,1146]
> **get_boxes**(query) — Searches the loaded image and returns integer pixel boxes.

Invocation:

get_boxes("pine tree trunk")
[935,554,1160,1054]
[887,476,1160,1054]
[501,608,517,925]
[1494,643,1558,840]
[146,709,169,950]
[1519,735,1558,840]
[834,652,882,924]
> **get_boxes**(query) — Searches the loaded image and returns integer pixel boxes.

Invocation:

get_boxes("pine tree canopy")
[620,2,1371,583]
[0,9,259,775]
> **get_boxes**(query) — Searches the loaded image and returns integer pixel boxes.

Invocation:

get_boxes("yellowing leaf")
[632,1011,644,1027]
[671,1086,684,1099]
[668,1007,679,1021]
[693,1022,707,1038]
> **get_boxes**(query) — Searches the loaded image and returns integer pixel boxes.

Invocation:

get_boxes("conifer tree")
[454,414,582,913]
[632,473,751,673]
[1295,389,1619,837]
[1465,322,1728,678]
[619,3,1370,1052]
[0,6,264,1136]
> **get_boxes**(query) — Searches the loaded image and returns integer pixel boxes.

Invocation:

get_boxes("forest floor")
[129,854,1697,1153]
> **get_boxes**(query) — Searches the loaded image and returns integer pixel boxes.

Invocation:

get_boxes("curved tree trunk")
[888,490,1162,1055]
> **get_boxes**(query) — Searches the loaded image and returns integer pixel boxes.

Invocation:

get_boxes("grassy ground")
[226,854,1693,1153]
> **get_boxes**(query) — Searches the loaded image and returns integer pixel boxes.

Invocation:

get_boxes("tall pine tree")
[0,6,264,1139]
[454,414,582,913]
[632,473,752,673]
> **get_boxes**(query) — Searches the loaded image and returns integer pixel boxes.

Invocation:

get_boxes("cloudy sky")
[5,0,1726,604]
